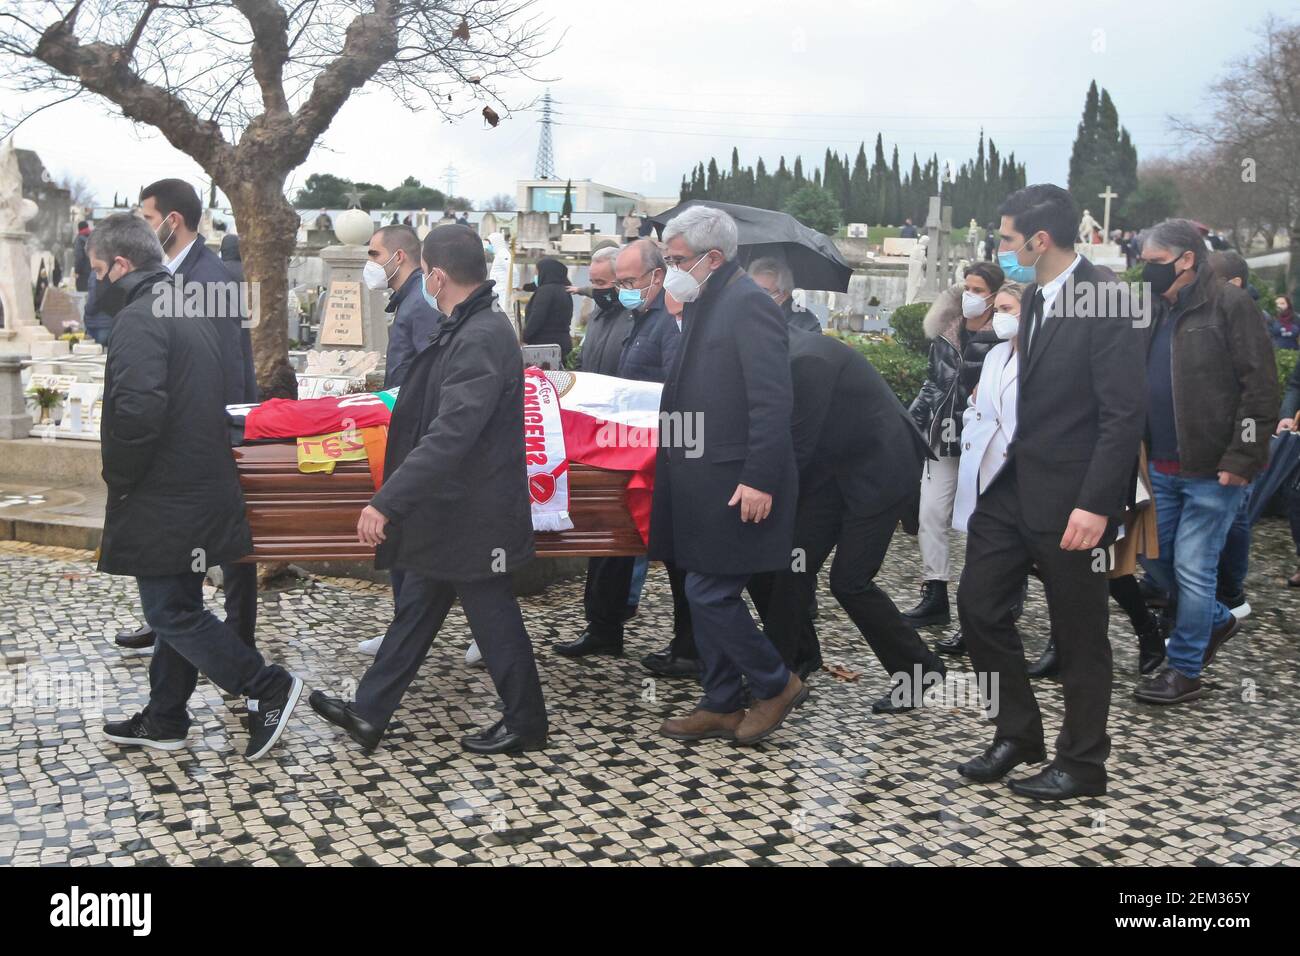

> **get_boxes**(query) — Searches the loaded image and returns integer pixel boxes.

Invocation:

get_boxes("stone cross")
[1098,185,1118,237]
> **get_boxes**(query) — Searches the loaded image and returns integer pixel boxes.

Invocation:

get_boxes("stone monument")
[0,140,56,356]
[312,207,384,386]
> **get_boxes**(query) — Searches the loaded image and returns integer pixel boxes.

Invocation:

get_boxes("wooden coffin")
[234,441,646,562]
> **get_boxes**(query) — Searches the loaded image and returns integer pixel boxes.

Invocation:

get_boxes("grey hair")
[86,213,164,271]
[662,205,739,259]
[590,245,620,270]
[748,256,793,293]
[1143,218,1206,267]
[627,237,666,273]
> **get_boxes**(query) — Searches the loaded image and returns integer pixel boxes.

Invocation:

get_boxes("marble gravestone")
[309,208,384,389]
[0,140,56,356]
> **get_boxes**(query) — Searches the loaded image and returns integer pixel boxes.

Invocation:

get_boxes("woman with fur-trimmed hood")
[900,261,1004,632]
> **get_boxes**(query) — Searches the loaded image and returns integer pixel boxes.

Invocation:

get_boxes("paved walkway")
[1,522,1298,866]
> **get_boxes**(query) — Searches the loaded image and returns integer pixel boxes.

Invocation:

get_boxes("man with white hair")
[649,206,807,746]
[748,257,820,333]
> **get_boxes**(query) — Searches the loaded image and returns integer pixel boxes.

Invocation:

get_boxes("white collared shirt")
[1037,253,1083,322]
[165,236,198,275]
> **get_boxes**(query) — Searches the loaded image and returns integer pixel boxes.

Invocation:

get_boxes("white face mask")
[663,252,713,303]
[992,312,1020,341]
[961,290,991,320]
[362,251,398,291]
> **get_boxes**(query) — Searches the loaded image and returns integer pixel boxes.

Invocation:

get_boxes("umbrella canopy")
[648,200,852,293]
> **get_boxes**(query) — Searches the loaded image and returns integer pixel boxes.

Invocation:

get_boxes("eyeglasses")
[614,268,657,291]
[663,252,708,269]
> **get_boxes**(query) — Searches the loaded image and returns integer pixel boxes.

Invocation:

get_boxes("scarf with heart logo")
[523,366,572,532]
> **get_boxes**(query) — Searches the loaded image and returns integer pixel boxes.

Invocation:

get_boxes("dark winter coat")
[522,257,573,357]
[618,289,681,383]
[370,280,535,582]
[579,298,632,377]
[173,236,258,405]
[788,328,929,516]
[648,261,797,575]
[1144,267,1278,480]
[908,284,1000,457]
[98,268,252,576]
[383,269,444,388]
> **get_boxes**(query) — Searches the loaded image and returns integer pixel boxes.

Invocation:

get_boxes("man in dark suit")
[650,206,807,746]
[370,225,443,390]
[310,225,547,756]
[557,240,679,658]
[91,213,302,760]
[763,330,944,706]
[116,178,260,656]
[956,184,1147,800]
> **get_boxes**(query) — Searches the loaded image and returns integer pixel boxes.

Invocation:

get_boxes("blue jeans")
[1216,483,1254,599]
[1140,472,1246,679]
[627,555,649,608]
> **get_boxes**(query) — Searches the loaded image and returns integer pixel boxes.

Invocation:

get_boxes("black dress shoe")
[1202,615,1240,668]
[1008,766,1106,801]
[793,655,823,681]
[461,719,546,755]
[555,629,623,658]
[1027,638,1059,678]
[1134,666,1203,705]
[641,648,702,679]
[1136,616,1167,675]
[957,739,1047,783]
[309,691,383,753]
[901,580,950,627]
[935,628,967,657]
[114,624,156,650]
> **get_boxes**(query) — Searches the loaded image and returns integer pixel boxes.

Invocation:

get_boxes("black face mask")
[592,287,619,312]
[1142,256,1187,298]
[97,267,130,318]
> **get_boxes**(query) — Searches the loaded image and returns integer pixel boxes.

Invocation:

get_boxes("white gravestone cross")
[1098,186,1118,238]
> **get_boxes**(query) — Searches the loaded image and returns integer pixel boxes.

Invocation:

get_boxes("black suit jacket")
[1003,255,1147,536]
[174,236,258,405]
[648,261,797,575]
[787,329,929,516]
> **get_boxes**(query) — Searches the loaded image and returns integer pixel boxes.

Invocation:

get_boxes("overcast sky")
[8,0,1288,211]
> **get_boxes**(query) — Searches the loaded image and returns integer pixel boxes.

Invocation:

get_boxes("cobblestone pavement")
[2,522,1298,867]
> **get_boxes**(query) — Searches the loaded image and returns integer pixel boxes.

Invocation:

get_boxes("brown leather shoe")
[734,673,810,746]
[659,707,745,741]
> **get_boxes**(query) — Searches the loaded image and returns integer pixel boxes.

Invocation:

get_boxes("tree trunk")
[223,173,300,392]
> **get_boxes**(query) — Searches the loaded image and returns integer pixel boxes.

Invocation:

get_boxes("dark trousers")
[665,562,698,658]
[684,571,790,713]
[221,562,257,649]
[137,572,289,737]
[765,483,939,678]
[583,555,635,641]
[957,473,1112,787]
[354,571,547,737]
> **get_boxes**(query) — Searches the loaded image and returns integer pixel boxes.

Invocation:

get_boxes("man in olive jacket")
[649,206,807,747]
[310,225,547,756]
[92,214,302,761]
[1135,218,1278,705]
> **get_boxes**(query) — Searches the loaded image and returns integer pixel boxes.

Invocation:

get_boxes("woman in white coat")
[953,283,1025,533]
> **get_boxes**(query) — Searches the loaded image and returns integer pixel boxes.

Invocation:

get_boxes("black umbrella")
[648,200,852,293]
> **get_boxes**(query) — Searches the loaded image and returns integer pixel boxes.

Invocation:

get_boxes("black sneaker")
[103,713,187,751]
[245,675,303,760]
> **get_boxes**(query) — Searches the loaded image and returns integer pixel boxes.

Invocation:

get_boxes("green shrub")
[838,333,928,405]
[888,301,931,356]
[1279,348,1298,392]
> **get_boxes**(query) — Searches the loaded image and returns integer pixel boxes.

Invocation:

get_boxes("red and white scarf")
[523,366,572,532]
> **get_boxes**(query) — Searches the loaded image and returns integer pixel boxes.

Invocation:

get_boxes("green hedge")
[1279,348,1298,391]
[888,301,931,356]
[830,332,928,405]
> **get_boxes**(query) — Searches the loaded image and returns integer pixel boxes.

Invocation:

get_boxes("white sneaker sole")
[104,731,187,751]
[357,636,384,656]
[465,641,484,668]
[1229,602,1251,621]
[246,676,303,760]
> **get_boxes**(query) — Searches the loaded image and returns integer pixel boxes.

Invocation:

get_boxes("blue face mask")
[618,287,644,309]
[422,271,441,312]
[997,235,1041,284]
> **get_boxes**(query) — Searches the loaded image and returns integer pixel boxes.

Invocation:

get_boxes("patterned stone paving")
[1,522,1298,867]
